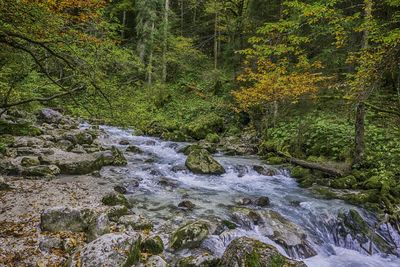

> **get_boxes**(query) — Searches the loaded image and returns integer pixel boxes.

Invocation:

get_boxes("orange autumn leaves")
[233,59,325,112]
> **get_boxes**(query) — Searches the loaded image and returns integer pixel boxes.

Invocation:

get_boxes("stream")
[96,125,400,266]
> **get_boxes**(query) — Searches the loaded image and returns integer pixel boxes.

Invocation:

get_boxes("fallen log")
[275,151,345,177]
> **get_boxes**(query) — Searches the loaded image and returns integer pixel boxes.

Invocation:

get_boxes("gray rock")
[119,214,153,230]
[256,196,270,207]
[66,232,141,267]
[145,256,168,267]
[185,149,225,175]
[57,139,74,151]
[126,145,143,154]
[221,237,306,267]
[20,156,40,167]
[178,200,196,210]
[39,236,64,252]
[22,165,60,177]
[86,213,111,242]
[40,206,96,233]
[176,251,219,267]
[0,176,10,190]
[106,205,129,222]
[38,108,63,124]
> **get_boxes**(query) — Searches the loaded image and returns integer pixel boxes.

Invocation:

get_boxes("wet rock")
[0,176,10,191]
[66,232,141,267]
[185,149,225,175]
[101,192,130,207]
[256,196,270,207]
[119,139,130,145]
[114,184,128,194]
[171,165,187,173]
[119,214,153,230]
[257,210,317,258]
[38,108,63,124]
[221,237,306,267]
[231,207,263,229]
[106,205,129,222]
[158,177,180,190]
[126,145,143,154]
[20,156,40,167]
[177,251,219,267]
[110,146,127,166]
[236,197,252,206]
[23,165,60,177]
[145,140,156,146]
[39,236,64,252]
[253,165,276,176]
[145,255,168,267]
[141,235,164,255]
[170,220,210,250]
[40,206,96,233]
[178,200,196,210]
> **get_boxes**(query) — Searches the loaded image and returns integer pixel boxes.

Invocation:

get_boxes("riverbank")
[1,109,400,266]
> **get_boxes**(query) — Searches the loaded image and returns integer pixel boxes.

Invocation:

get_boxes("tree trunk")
[353,0,372,166]
[162,0,169,83]
[121,10,126,39]
[214,11,218,70]
[147,22,155,85]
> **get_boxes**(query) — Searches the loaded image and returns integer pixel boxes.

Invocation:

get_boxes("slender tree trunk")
[354,0,372,166]
[121,10,126,39]
[162,0,169,83]
[180,0,184,36]
[214,11,218,70]
[147,22,155,85]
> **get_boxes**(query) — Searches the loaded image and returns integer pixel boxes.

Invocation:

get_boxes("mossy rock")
[222,220,237,230]
[177,253,220,267]
[185,149,225,175]
[180,144,204,155]
[107,205,129,221]
[102,192,130,207]
[0,120,41,136]
[221,237,306,267]
[170,220,210,250]
[310,186,338,199]
[140,236,164,255]
[331,175,357,189]
[111,146,127,166]
[290,166,310,179]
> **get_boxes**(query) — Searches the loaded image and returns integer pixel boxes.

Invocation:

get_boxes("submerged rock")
[66,232,141,267]
[170,220,210,250]
[221,237,306,267]
[185,149,225,175]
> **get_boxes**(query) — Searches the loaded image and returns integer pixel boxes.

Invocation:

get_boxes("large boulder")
[40,206,105,234]
[66,232,141,267]
[231,208,317,259]
[170,220,210,250]
[22,165,60,177]
[221,237,306,267]
[38,108,63,124]
[185,149,225,175]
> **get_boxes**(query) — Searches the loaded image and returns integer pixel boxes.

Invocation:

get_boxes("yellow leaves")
[234,59,325,111]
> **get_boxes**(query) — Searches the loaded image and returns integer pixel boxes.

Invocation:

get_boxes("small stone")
[21,156,40,167]
[119,214,153,230]
[178,200,196,210]
[126,145,143,154]
[39,236,63,252]
[256,196,270,207]
[119,139,130,145]
[0,177,10,191]
[253,165,276,176]
[114,185,127,194]
[237,197,252,206]
[101,192,130,207]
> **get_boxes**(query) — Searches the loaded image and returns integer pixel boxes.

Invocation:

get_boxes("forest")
[1,0,400,266]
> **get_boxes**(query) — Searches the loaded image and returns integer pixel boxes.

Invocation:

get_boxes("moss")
[245,250,262,267]
[0,120,41,136]
[268,255,286,267]
[170,221,209,250]
[222,220,237,230]
[124,237,141,267]
[111,146,127,166]
[205,133,220,143]
[266,156,285,165]
[140,236,164,255]
[106,205,128,221]
[290,166,310,179]
[311,186,338,199]
[340,189,380,206]
[186,113,223,140]
[331,175,357,189]
[101,193,130,207]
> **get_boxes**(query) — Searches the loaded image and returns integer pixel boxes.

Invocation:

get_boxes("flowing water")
[96,125,400,266]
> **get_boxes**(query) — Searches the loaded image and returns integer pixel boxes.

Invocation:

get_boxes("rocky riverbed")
[1,109,400,267]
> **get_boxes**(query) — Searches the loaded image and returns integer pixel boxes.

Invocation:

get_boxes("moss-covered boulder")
[221,237,306,267]
[0,120,41,136]
[177,252,220,267]
[170,220,210,250]
[205,133,220,143]
[141,236,164,255]
[21,156,40,167]
[102,192,130,207]
[185,149,225,175]
[331,175,357,189]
